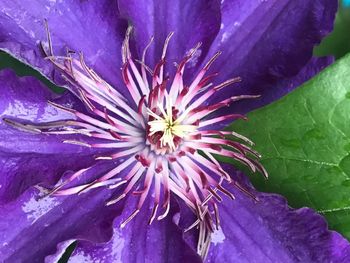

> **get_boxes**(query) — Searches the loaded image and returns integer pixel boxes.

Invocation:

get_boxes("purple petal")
[204,172,350,262]
[205,0,337,113]
[0,0,127,89]
[117,0,221,77]
[0,170,124,263]
[69,196,201,263]
[0,69,87,153]
[204,56,334,131]
[0,154,96,205]
[235,56,335,114]
[0,69,96,203]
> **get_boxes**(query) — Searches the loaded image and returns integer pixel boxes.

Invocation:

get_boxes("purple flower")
[0,0,349,262]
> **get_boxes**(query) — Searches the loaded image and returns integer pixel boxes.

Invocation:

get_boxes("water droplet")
[211,226,225,245]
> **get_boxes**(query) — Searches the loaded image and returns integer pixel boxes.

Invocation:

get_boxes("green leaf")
[0,51,64,93]
[228,53,350,239]
[58,242,77,263]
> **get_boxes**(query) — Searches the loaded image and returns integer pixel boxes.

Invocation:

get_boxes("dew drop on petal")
[211,226,226,245]
[22,195,59,223]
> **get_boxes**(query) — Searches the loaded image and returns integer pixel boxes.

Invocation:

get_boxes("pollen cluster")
[147,97,197,153]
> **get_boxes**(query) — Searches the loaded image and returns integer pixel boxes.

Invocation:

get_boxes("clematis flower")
[0,0,349,262]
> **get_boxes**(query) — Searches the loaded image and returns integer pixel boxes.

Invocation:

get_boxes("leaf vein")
[262,156,338,166]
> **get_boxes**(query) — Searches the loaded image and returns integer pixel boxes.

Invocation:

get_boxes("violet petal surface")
[117,0,221,78]
[0,162,125,263]
[205,0,337,114]
[0,69,98,203]
[69,197,201,263]
[0,0,127,89]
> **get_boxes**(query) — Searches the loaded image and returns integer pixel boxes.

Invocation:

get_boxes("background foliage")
[228,53,350,239]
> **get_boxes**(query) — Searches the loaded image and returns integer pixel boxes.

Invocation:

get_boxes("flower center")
[147,97,196,154]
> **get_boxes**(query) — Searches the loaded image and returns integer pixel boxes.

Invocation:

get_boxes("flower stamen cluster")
[5,24,267,250]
